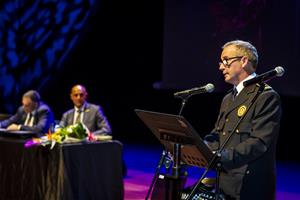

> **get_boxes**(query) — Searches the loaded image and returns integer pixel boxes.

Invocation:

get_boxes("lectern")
[135,109,213,199]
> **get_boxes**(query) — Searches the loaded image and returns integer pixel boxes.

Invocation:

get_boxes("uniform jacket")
[0,102,54,135]
[59,102,111,135]
[205,83,281,200]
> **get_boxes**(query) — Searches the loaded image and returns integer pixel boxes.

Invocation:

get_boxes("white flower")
[66,127,73,133]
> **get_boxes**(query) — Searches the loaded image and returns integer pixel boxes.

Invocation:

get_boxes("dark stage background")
[0,0,299,162]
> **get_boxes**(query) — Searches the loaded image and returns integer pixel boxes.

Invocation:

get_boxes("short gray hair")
[223,40,258,68]
[23,90,41,103]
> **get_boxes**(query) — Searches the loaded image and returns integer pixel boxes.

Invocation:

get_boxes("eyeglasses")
[219,56,243,67]
[72,93,85,97]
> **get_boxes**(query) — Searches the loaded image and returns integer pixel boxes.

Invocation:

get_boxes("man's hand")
[7,124,21,131]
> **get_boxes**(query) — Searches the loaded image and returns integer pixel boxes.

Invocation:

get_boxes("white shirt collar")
[235,72,256,95]
[74,102,87,112]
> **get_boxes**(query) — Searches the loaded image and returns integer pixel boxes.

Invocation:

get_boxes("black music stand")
[135,109,213,200]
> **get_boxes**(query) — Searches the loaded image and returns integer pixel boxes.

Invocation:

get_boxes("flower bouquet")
[25,122,94,149]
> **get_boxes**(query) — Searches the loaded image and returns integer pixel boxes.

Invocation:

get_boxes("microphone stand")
[145,94,190,200]
[178,97,188,116]
[186,84,265,200]
[165,95,190,200]
[145,148,168,200]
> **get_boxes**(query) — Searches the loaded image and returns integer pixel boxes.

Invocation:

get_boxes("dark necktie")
[75,110,82,124]
[232,88,238,100]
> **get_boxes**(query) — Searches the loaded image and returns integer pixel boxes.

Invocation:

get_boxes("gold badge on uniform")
[237,105,247,117]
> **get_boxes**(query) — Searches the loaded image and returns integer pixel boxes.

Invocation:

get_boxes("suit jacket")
[205,83,281,200]
[59,103,111,135]
[0,102,54,135]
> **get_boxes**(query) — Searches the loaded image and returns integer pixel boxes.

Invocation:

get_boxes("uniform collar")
[234,72,256,95]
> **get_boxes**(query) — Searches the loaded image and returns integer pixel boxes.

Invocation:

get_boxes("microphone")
[243,66,285,87]
[174,83,215,98]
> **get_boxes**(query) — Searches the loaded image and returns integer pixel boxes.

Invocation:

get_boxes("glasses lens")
[219,59,228,66]
[223,59,228,65]
[220,56,243,67]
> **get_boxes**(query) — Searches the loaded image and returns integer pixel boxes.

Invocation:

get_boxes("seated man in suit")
[0,90,54,135]
[59,84,111,135]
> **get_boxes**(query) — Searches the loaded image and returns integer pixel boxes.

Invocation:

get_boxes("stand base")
[151,173,187,200]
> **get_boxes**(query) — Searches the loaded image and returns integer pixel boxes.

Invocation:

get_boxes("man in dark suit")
[59,84,111,135]
[0,90,54,135]
[204,40,281,200]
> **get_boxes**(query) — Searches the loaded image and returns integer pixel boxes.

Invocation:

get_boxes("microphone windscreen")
[275,66,285,77]
[205,83,215,93]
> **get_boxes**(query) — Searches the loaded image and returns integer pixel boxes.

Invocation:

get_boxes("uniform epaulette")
[255,83,272,90]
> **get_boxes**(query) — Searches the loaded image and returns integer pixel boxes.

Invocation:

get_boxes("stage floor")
[123,143,300,200]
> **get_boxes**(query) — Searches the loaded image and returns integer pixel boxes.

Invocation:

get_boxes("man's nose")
[219,65,225,71]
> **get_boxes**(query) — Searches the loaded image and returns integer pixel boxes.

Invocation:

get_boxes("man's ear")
[240,56,249,66]
[242,58,255,74]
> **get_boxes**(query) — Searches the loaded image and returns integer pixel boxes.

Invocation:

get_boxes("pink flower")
[88,132,95,141]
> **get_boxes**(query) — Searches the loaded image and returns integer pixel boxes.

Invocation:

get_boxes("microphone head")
[205,83,215,93]
[275,66,285,77]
